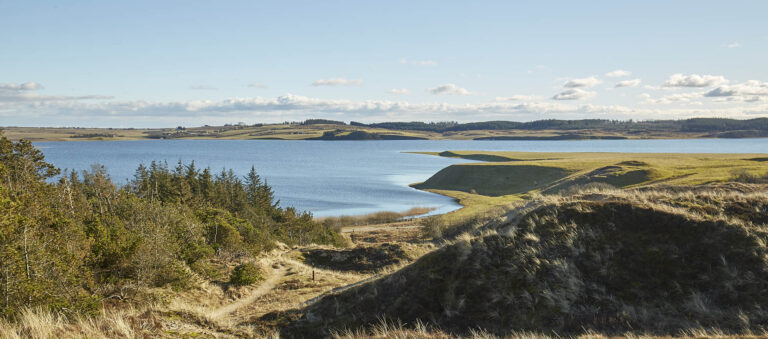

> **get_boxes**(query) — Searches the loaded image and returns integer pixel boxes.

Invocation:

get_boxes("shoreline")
[7,120,768,142]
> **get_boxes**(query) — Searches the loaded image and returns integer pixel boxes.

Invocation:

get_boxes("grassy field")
[1,124,721,141]
[411,151,768,221]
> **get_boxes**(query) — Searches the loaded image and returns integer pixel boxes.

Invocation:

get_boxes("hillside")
[5,117,768,141]
[414,151,766,196]
[283,185,768,336]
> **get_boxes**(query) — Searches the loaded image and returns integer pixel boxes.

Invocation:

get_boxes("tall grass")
[318,207,435,229]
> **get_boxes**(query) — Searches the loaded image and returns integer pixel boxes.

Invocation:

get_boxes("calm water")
[35,138,768,217]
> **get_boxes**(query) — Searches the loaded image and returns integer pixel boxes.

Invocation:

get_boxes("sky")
[1,0,767,127]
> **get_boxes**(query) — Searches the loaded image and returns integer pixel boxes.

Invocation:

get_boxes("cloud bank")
[563,76,602,88]
[663,74,728,88]
[552,88,595,100]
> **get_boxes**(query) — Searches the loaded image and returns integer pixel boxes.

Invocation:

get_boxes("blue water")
[34,138,768,217]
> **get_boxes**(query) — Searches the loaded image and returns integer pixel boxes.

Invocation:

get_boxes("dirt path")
[208,265,287,320]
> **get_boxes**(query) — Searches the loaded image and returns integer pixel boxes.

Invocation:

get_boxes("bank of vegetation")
[283,184,768,337]
[0,132,344,320]
[316,206,435,229]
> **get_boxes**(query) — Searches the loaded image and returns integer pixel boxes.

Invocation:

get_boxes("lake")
[35,138,768,217]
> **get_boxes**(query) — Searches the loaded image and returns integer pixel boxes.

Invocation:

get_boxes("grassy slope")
[286,186,768,336]
[413,151,768,212]
[2,124,717,141]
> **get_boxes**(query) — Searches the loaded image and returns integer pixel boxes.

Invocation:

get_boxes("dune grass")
[285,184,768,337]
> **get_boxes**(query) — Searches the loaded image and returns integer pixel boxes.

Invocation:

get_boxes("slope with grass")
[283,185,768,337]
[412,151,768,219]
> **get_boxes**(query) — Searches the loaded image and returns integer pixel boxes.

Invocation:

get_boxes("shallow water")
[35,138,768,217]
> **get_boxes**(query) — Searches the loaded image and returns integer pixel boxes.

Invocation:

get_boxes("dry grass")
[0,306,167,339]
[329,318,768,339]
[318,207,436,229]
[285,183,768,337]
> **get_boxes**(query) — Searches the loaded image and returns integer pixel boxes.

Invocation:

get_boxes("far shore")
[5,118,768,141]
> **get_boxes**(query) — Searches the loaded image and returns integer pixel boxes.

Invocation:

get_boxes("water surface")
[35,138,768,217]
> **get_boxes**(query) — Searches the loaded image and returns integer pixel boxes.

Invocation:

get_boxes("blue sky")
[1,0,767,127]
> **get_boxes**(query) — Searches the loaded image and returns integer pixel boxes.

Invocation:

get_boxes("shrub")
[731,169,768,183]
[420,215,445,239]
[229,263,262,286]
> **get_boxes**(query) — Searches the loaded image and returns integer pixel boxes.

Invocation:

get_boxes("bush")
[229,263,262,286]
[420,215,445,239]
[731,169,768,183]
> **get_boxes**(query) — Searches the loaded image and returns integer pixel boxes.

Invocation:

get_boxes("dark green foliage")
[301,244,410,273]
[0,132,344,318]
[301,119,346,125]
[681,117,768,132]
[229,263,262,286]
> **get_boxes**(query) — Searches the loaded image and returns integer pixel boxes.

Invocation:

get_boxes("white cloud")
[605,70,631,78]
[4,91,768,126]
[0,82,111,103]
[399,58,437,67]
[388,88,410,95]
[725,42,742,49]
[248,83,268,89]
[552,88,595,100]
[494,95,539,101]
[3,80,768,127]
[311,78,364,87]
[705,80,768,100]
[662,73,728,87]
[643,92,706,104]
[563,76,602,88]
[615,79,642,88]
[428,83,472,95]
[0,82,43,91]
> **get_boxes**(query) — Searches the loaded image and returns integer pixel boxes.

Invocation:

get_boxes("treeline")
[0,133,344,318]
[315,118,768,133]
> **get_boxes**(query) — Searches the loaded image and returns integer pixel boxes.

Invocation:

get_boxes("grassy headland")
[5,117,768,141]
[411,151,768,221]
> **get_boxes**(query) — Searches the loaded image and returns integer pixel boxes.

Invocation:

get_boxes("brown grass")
[284,183,768,337]
[318,207,436,229]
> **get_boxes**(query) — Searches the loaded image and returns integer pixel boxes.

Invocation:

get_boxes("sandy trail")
[208,265,287,320]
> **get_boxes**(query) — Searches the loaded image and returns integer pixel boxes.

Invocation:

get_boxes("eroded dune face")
[285,188,768,337]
